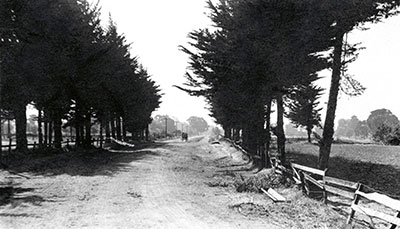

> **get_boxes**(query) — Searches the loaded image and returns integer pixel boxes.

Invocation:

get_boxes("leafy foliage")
[367,109,400,134]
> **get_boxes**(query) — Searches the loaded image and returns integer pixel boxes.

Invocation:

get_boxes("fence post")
[100,136,103,148]
[346,183,363,225]
[33,141,37,149]
[67,139,69,146]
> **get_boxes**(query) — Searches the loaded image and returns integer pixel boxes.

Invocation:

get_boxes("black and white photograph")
[1,0,400,228]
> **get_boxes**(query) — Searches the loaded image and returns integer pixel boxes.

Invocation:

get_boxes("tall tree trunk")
[44,119,48,146]
[242,123,257,156]
[276,94,286,164]
[7,119,11,138]
[15,103,27,152]
[145,125,149,141]
[0,119,2,161]
[75,108,81,147]
[307,127,312,143]
[75,122,80,147]
[223,126,232,139]
[53,114,62,149]
[99,122,103,148]
[38,109,43,146]
[263,98,272,168]
[319,31,345,170]
[116,116,122,140]
[122,118,127,140]
[105,120,111,143]
[84,113,91,147]
[80,124,84,146]
[48,120,53,146]
[111,117,116,139]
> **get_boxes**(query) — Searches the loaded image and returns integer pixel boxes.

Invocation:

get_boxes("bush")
[372,124,400,145]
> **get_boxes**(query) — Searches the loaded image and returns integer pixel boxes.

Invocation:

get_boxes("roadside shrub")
[372,124,400,145]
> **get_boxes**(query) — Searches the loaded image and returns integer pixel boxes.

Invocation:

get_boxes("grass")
[286,140,400,197]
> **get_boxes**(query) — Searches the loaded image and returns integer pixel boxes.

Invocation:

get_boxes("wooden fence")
[218,138,400,228]
[274,161,400,228]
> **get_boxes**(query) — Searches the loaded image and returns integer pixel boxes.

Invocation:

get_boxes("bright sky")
[91,0,213,124]
[91,0,400,125]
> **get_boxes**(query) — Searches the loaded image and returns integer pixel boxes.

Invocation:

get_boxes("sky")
[90,0,400,125]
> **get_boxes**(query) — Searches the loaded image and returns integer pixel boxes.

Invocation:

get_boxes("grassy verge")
[286,141,400,197]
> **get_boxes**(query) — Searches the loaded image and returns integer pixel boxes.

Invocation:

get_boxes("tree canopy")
[0,0,161,150]
[179,0,400,169]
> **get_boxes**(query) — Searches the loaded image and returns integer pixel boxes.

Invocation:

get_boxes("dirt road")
[0,137,281,229]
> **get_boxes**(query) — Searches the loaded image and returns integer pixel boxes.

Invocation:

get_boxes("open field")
[286,140,400,197]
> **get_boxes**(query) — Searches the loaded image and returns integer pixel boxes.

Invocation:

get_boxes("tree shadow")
[0,213,39,218]
[287,151,400,197]
[0,186,54,208]
[3,142,169,178]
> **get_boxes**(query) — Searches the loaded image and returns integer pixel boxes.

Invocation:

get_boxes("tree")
[318,0,400,169]
[0,0,161,151]
[354,120,370,139]
[372,123,393,144]
[286,84,323,142]
[336,115,361,138]
[179,0,330,167]
[187,116,208,134]
[367,109,400,135]
[149,115,176,136]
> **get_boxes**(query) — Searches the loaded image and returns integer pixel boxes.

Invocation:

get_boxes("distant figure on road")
[181,132,188,142]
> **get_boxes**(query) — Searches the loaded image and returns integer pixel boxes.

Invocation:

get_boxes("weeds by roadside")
[234,169,294,193]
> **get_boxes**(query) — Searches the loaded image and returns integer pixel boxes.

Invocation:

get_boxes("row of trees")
[179,0,400,169]
[0,0,161,151]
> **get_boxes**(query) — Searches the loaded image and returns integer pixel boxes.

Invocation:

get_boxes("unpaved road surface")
[0,137,281,229]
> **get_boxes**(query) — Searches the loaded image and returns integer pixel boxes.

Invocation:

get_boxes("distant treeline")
[337,109,400,145]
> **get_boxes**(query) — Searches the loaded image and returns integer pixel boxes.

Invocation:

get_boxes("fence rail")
[219,137,400,228]
[276,162,400,228]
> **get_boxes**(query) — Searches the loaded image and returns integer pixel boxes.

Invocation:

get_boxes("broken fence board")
[291,163,326,176]
[325,185,355,200]
[261,188,286,202]
[303,174,324,189]
[390,212,400,229]
[293,176,302,185]
[324,176,358,190]
[355,190,400,212]
[267,188,286,202]
[351,205,400,226]
[276,165,291,175]
[290,163,302,181]
[261,188,277,202]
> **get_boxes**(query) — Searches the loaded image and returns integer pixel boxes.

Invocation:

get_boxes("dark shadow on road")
[287,151,400,197]
[0,213,39,218]
[2,141,171,178]
[0,186,52,208]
